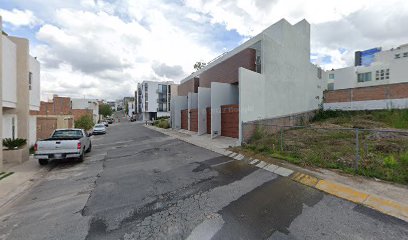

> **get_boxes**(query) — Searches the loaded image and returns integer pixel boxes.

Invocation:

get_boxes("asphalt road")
[0,120,407,240]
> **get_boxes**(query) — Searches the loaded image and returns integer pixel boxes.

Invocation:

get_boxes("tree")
[99,104,113,118]
[74,115,94,131]
[194,61,206,71]
[125,103,129,115]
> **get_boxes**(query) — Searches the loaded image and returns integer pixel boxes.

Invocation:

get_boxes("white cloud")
[0,8,42,28]
[6,0,408,99]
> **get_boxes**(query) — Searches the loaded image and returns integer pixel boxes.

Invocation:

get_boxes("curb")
[145,125,408,222]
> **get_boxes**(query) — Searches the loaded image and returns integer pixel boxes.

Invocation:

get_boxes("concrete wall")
[171,96,187,129]
[210,82,238,138]
[238,68,265,141]
[2,35,17,108]
[197,87,211,135]
[8,36,30,162]
[187,92,198,131]
[29,56,40,111]
[324,82,408,110]
[28,115,36,146]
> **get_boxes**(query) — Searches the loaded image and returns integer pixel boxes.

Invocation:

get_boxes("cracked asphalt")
[0,120,407,240]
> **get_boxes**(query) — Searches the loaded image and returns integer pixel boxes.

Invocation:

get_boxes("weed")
[383,155,398,168]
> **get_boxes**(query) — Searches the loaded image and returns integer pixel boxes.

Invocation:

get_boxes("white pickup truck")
[34,129,92,165]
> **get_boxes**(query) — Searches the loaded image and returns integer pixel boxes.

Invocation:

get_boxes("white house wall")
[239,68,265,141]
[171,96,187,129]
[210,82,238,138]
[2,35,17,108]
[259,20,322,120]
[28,115,36,146]
[29,56,40,111]
[197,87,211,135]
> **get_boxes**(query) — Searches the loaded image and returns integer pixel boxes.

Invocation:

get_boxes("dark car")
[107,118,114,124]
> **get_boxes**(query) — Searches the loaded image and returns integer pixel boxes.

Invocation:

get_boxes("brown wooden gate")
[206,107,211,134]
[181,109,188,130]
[221,104,239,138]
[189,109,198,132]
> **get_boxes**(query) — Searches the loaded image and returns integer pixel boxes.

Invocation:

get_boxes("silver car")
[93,124,107,135]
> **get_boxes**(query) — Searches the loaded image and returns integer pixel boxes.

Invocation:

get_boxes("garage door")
[190,109,198,132]
[221,104,239,138]
[206,107,211,134]
[181,109,188,130]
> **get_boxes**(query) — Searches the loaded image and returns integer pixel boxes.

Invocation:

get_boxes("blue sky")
[1,0,408,100]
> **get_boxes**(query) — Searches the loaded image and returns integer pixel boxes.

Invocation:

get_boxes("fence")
[243,123,408,172]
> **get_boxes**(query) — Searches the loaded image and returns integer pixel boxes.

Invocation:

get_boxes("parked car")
[93,123,107,135]
[101,121,109,127]
[107,118,114,124]
[34,129,92,165]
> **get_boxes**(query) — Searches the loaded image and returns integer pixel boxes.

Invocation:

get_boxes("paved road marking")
[273,167,294,177]
[291,172,319,187]
[316,180,369,204]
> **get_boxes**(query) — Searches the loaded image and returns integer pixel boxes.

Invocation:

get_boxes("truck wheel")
[78,152,84,162]
[39,159,49,165]
[86,143,92,153]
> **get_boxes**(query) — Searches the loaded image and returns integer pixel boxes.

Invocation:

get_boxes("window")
[145,84,148,91]
[357,72,372,82]
[327,83,334,90]
[375,69,390,80]
[29,72,32,90]
[329,73,335,79]
[395,54,401,59]
[404,52,408,58]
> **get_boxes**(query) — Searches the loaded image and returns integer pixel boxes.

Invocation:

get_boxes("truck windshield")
[52,130,83,138]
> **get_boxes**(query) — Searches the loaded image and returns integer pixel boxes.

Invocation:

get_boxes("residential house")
[136,81,178,121]
[171,19,325,143]
[71,98,99,123]
[324,43,408,110]
[1,17,41,169]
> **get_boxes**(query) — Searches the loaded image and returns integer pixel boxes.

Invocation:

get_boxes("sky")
[1,0,408,101]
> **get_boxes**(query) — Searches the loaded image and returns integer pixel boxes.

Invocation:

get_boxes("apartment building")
[136,81,178,121]
[71,98,99,123]
[324,43,408,110]
[171,19,325,143]
[1,17,41,169]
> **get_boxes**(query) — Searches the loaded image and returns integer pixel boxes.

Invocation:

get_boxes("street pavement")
[0,120,407,240]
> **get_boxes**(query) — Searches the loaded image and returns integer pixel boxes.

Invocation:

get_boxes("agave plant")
[2,138,27,150]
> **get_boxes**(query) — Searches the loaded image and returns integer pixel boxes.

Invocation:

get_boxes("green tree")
[74,115,94,131]
[99,104,113,118]
[125,103,129,115]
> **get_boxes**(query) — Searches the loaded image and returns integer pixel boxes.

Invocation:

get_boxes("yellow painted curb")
[291,172,319,187]
[315,180,369,204]
[364,196,408,221]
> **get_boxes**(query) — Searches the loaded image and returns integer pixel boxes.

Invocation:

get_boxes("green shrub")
[251,125,264,142]
[75,115,94,131]
[3,138,27,150]
[383,155,398,168]
[399,152,408,165]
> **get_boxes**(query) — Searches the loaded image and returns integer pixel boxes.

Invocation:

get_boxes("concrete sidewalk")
[146,125,408,222]
[0,157,45,210]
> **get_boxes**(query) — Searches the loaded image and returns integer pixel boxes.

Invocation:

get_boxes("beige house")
[0,17,41,170]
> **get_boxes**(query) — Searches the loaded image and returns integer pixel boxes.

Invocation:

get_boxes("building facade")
[325,43,408,110]
[171,19,325,143]
[1,17,41,169]
[71,98,99,123]
[136,81,178,121]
